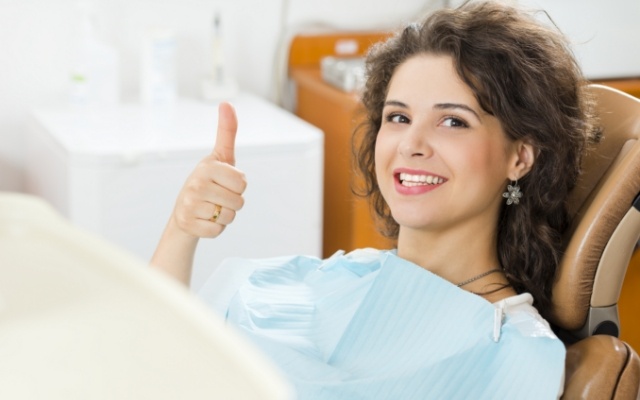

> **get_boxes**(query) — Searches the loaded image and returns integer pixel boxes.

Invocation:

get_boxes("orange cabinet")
[289,33,394,257]
[595,78,640,98]
[619,249,640,351]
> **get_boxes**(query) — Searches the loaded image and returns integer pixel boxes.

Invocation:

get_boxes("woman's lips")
[393,169,447,195]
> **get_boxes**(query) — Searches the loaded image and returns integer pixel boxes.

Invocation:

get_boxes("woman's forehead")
[385,54,482,111]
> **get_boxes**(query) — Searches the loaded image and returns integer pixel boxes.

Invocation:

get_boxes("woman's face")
[374,54,520,236]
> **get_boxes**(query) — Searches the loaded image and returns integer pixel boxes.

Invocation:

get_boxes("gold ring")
[209,204,222,223]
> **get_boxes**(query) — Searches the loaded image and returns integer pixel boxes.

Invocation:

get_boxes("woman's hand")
[151,102,246,284]
[171,102,247,239]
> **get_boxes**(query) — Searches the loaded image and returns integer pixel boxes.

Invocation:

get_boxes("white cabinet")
[26,94,323,291]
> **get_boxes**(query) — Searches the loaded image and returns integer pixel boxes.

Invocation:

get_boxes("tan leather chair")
[550,85,640,399]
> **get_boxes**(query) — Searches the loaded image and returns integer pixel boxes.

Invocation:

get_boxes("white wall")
[1,0,639,191]
[0,0,437,191]
[520,0,640,79]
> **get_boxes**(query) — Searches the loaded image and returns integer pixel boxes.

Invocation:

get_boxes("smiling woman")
[356,1,598,316]
[152,1,598,399]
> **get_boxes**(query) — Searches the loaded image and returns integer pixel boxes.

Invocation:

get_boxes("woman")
[152,1,597,398]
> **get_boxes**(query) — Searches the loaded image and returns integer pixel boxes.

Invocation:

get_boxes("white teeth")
[399,172,444,186]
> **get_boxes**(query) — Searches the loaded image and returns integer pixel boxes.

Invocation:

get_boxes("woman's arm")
[150,102,246,286]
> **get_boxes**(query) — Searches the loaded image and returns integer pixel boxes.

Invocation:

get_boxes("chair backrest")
[550,84,640,338]
[549,85,640,399]
[0,192,293,400]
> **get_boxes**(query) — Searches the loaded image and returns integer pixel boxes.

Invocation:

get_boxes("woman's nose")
[398,128,433,159]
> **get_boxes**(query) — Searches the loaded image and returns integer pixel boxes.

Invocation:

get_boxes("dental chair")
[552,84,640,399]
[0,193,292,399]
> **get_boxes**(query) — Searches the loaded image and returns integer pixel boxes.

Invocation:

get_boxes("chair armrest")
[564,335,640,399]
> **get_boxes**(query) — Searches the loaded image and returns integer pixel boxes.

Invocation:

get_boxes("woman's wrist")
[151,215,200,285]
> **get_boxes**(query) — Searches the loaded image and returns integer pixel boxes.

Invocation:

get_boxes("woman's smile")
[394,168,447,195]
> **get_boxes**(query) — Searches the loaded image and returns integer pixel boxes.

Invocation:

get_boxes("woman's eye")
[386,113,410,124]
[441,116,468,128]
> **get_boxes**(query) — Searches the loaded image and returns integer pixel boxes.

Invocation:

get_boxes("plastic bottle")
[69,1,119,106]
[140,27,177,106]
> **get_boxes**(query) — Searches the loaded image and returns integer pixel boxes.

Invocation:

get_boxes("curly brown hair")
[353,0,598,317]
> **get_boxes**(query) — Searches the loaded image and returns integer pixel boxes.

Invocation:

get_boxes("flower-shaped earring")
[502,180,522,205]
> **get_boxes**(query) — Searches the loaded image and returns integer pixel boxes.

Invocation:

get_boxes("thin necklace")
[456,268,502,288]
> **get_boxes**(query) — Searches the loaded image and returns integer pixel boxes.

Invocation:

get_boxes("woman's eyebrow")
[385,100,482,121]
[434,103,481,120]
[383,100,409,108]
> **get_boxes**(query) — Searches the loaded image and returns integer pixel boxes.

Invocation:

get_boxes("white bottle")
[140,27,177,106]
[69,1,119,106]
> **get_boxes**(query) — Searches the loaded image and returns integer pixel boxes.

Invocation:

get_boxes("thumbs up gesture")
[171,102,247,239]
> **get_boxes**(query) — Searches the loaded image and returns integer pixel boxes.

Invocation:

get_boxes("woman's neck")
[396,223,500,287]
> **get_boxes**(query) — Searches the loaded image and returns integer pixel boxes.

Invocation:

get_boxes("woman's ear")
[508,140,536,181]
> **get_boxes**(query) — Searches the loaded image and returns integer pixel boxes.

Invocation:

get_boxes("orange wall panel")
[619,249,640,352]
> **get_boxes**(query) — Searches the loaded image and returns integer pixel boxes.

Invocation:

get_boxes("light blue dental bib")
[200,249,565,399]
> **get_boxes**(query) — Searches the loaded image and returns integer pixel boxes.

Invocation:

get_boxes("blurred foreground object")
[0,192,292,400]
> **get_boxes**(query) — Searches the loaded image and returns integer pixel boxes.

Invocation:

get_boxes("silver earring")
[502,180,522,205]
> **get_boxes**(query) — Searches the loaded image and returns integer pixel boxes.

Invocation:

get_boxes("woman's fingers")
[181,218,227,239]
[183,167,245,211]
[173,156,245,238]
[174,197,237,238]
[195,157,247,195]
[192,201,237,226]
